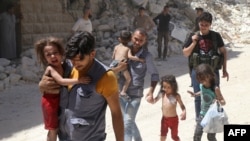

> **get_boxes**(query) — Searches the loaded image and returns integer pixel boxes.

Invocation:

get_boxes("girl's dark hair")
[161,75,178,95]
[198,12,213,24]
[66,31,95,60]
[196,64,216,90]
[34,37,65,68]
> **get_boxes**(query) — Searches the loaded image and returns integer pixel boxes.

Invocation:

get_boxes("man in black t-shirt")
[193,7,204,32]
[153,5,171,60]
[183,12,229,122]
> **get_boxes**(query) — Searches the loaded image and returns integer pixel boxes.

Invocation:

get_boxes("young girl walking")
[35,37,90,141]
[153,75,186,141]
[187,63,226,141]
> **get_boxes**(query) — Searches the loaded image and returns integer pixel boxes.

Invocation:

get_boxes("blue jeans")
[191,68,220,121]
[119,97,142,141]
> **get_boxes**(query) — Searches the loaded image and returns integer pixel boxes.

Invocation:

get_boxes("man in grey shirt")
[117,28,159,141]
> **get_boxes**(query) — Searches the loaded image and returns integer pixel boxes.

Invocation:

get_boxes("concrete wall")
[20,0,74,49]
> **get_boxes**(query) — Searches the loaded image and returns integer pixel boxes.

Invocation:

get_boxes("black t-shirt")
[183,30,224,56]
[153,13,171,32]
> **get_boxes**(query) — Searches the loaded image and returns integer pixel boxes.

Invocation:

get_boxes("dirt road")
[0,44,249,141]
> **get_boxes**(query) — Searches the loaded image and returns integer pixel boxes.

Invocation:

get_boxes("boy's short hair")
[138,6,145,11]
[195,7,203,12]
[66,31,95,59]
[198,12,213,23]
[164,5,169,9]
[120,30,131,42]
[83,6,90,13]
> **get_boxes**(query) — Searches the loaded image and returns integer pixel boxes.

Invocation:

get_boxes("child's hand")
[180,111,186,120]
[139,58,145,63]
[145,95,154,104]
[187,90,195,97]
[219,99,226,106]
[79,76,91,84]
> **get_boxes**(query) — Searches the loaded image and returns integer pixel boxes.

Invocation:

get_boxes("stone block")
[21,23,34,34]
[33,24,44,34]
[42,2,62,13]
[21,2,34,13]
[24,13,37,23]
[37,14,46,23]
[62,14,74,23]
[22,34,33,46]
[170,23,189,43]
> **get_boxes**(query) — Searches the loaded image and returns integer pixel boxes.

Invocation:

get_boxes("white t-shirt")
[72,18,92,33]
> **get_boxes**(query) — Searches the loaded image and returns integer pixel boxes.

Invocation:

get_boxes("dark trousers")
[157,31,169,59]
[194,115,217,141]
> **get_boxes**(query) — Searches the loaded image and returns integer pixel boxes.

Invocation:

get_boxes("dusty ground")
[0,43,249,141]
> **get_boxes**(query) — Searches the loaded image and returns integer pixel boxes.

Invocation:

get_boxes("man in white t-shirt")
[72,7,92,33]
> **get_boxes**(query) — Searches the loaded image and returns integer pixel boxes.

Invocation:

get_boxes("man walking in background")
[133,6,155,50]
[71,6,92,34]
[153,5,171,61]
[193,7,204,32]
[133,6,155,33]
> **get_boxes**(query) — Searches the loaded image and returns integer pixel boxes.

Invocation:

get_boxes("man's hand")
[39,75,60,94]
[192,34,199,42]
[187,90,195,97]
[112,59,127,73]
[119,59,128,71]
[222,70,229,81]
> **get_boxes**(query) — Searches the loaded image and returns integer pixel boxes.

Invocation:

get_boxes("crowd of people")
[34,3,229,141]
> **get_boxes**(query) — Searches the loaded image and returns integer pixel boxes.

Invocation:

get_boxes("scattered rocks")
[0,0,249,91]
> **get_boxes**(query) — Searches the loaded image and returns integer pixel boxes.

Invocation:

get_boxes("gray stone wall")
[20,0,74,49]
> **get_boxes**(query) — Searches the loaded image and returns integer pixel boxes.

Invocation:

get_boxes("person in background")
[188,7,204,87]
[34,37,90,141]
[117,28,159,141]
[133,6,155,33]
[193,7,204,32]
[14,1,23,58]
[153,5,172,61]
[183,12,229,121]
[71,6,92,34]
[187,64,226,141]
[133,6,155,50]
[0,3,17,59]
[39,31,124,141]
[153,75,186,141]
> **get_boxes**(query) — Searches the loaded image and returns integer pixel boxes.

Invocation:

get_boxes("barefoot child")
[35,37,90,141]
[110,30,144,98]
[187,64,226,141]
[153,75,186,141]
